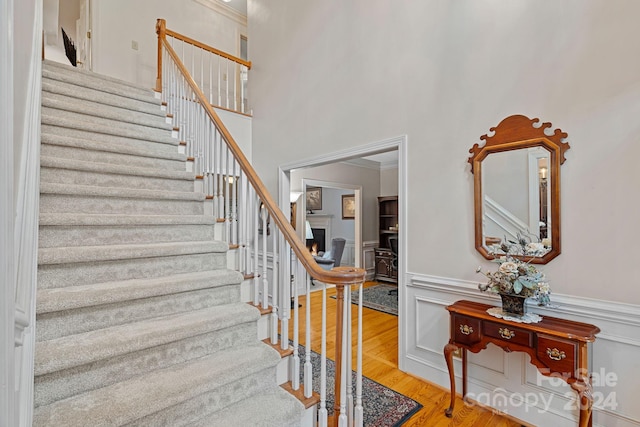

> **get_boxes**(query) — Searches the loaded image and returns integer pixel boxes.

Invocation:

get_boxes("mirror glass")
[469,115,570,264]
[482,147,551,257]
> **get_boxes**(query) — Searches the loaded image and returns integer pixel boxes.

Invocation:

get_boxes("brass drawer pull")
[459,324,474,335]
[498,327,515,340]
[546,347,566,361]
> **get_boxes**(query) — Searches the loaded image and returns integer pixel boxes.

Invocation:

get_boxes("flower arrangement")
[487,232,551,258]
[476,255,551,307]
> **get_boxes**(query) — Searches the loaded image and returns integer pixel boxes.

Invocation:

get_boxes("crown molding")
[192,0,247,26]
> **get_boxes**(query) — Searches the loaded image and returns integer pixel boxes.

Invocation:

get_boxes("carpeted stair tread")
[42,78,166,117]
[42,93,172,131]
[38,241,228,265]
[42,106,174,141]
[41,124,180,153]
[39,182,204,201]
[34,303,261,376]
[36,269,243,313]
[40,155,195,181]
[190,385,305,427]
[33,343,280,426]
[43,60,158,102]
[41,114,178,146]
[39,213,217,227]
[40,132,185,163]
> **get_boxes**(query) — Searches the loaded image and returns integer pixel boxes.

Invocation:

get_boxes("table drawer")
[483,322,532,347]
[536,334,577,375]
[453,315,482,345]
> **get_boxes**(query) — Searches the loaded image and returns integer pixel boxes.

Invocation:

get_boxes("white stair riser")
[40,167,194,193]
[126,367,277,427]
[38,252,227,289]
[39,194,204,216]
[43,107,173,141]
[36,284,241,341]
[41,143,186,171]
[275,356,290,385]
[39,224,215,248]
[34,321,258,407]
[257,312,270,341]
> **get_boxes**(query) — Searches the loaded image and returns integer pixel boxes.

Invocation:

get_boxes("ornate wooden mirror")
[469,115,570,264]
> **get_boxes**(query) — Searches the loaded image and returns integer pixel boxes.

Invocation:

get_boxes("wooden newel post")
[155,19,166,93]
[333,284,345,427]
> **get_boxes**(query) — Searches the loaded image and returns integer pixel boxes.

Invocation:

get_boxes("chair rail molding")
[405,272,640,427]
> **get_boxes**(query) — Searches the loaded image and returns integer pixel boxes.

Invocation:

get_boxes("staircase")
[34,60,304,426]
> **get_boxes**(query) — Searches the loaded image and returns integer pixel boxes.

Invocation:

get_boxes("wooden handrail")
[165,27,252,69]
[156,19,364,287]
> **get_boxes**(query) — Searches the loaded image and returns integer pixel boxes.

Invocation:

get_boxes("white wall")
[249,1,640,425]
[380,167,398,197]
[249,0,640,306]
[58,0,79,46]
[92,0,246,87]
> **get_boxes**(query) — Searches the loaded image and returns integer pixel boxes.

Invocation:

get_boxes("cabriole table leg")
[444,342,458,417]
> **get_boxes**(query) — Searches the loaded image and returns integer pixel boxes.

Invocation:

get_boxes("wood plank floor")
[286,282,527,427]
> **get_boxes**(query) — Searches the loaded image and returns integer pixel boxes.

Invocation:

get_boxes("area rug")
[332,284,398,316]
[295,343,421,426]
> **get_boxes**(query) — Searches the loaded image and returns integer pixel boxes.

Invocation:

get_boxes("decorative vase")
[499,293,527,317]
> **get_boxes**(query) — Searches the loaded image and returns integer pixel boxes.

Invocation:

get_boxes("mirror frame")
[469,115,570,264]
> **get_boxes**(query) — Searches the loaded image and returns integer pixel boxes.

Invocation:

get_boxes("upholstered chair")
[313,237,346,270]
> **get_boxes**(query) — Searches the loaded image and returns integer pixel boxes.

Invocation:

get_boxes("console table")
[444,300,600,427]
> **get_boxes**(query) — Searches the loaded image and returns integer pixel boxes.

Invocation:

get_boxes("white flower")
[526,242,545,253]
[541,238,551,247]
[499,261,518,274]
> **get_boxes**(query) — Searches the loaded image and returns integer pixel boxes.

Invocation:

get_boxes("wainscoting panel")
[404,273,640,427]
[362,240,377,281]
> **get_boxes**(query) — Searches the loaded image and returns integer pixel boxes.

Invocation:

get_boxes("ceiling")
[362,151,398,165]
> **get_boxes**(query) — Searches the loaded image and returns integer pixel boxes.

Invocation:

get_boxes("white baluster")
[270,230,279,345]
[240,65,246,114]
[231,159,238,246]
[354,282,364,427]
[208,53,213,105]
[318,280,328,427]
[225,60,230,109]
[279,235,288,350]
[338,285,349,427]
[217,55,221,107]
[291,256,300,390]
[239,170,247,273]
[261,202,268,310]
[347,286,353,427]
[303,270,312,397]
[251,192,259,307]
[213,130,220,218]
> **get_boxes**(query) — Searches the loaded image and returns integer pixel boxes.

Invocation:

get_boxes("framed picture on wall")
[342,194,355,219]
[306,187,322,212]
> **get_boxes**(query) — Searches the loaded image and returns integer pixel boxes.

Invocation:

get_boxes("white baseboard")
[403,273,640,427]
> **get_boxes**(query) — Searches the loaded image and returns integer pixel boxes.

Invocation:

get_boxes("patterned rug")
[332,284,398,316]
[295,343,421,426]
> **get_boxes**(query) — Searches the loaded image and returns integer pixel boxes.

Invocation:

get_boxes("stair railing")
[156,19,366,427]
[155,19,252,115]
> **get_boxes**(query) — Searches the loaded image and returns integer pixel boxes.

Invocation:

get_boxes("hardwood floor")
[286,282,526,427]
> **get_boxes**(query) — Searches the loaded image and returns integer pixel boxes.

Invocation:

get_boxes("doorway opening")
[279,135,406,370]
